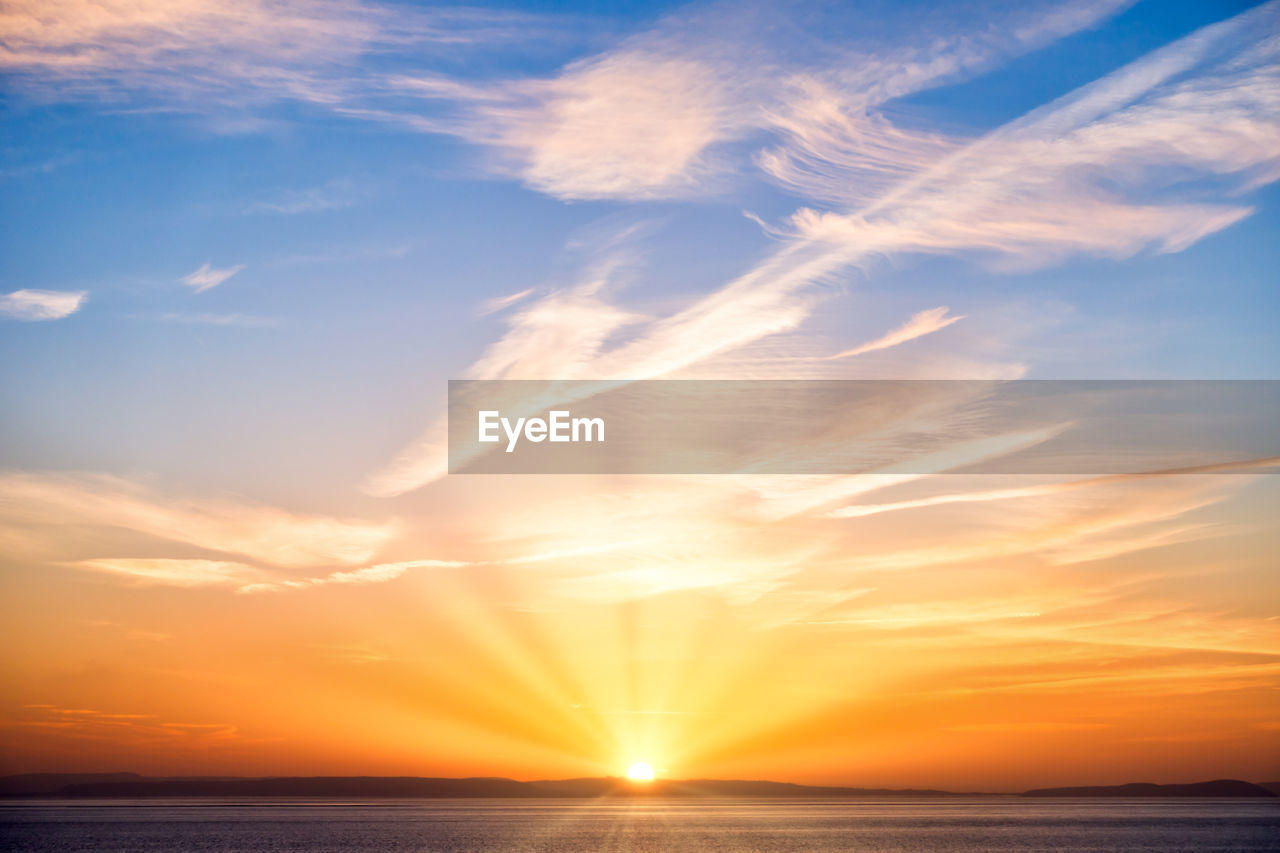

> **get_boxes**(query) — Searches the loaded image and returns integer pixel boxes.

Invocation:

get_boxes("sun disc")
[626,762,655,782]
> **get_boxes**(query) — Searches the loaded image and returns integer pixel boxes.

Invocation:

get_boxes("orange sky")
[2,469,1277,790]
[3,0,1280,792]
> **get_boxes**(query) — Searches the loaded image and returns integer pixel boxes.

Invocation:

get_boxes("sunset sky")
[1,0,1278,791]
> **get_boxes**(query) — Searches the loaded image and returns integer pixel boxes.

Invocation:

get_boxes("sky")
[1,0,1278,790]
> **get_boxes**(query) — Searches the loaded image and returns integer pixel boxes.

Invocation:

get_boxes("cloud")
[463,52,748,200]
[755,76,963,207]
[180,262,245,293]
[385,0,1134,200]
[234,543,642,595]
[781,2,1280,268]
[0,1,1143,203]
[822,307,964,360]
[818,473,1257,580]
[827,456,1280,519]
[236,558,464,594]
[746,425,1067,522]
[369,4,1279,496]
[366,248,646,494]
[0,472,398,567]
[478,288,536,316]
[0,0,372,102]
[0,288,87,320]
[4,704,243,748]
[0,0,556,108]
[7,4,1278,775]
[365,237,864,494]
[71,558,265,588]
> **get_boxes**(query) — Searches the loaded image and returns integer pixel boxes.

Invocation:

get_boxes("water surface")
[2,797,1277,852]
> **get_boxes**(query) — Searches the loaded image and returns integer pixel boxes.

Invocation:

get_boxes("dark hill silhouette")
[1023,780,1275,798]
[0,774,965,798]
[527,778,960,798]
[1261,782,1280,797]
[0,773,145,796]
[2,773,1274,799]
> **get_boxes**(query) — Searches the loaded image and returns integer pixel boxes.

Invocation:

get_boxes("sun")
[626,762,656,782]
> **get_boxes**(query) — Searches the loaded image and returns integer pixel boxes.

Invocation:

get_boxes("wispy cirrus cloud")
[180,262,244,293]
[236,558,465,594]
[71,558,266,588]
[0,472,397,567]
[0,0,374,104]
[780,3,1280,268]
[6,0,1274,677]
[385,0,1135,200]
[827,457,1280,519]
[369,3,1280,496]
[4,704,245,748]
[478,288,536,317]
[755,76,962,207]
[441,51,750,200]
[822,474,1254,577]
[822,307,964,360]
[365,247,644,493]
[0,0,1136,204]
[6,2,1278,783]
[0,0,561,109]
[235,541,643,595]
[0,288,87,320]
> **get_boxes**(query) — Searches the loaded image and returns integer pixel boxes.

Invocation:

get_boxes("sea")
[1,797,1277,852]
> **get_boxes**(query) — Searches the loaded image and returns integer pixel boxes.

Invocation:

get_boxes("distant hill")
[0,774,964,798]
[2,774,1274,799]
[1261,782,1280,797]
[1023,780,1276,798]
[0,773,145,796]
[527,778,961,798]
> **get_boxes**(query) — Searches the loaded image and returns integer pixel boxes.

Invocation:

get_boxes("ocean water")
[1,797,1277,852]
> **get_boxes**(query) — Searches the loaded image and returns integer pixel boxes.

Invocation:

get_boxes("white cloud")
[235,540,654,595]
[756,76,962,207]
[819,474,1251,576]
[71,558,264,588]
[180,262,245,293]
[827,456,1280,519]
[0,288,87,320]
[385,0,1134,200]
[823,307,964,360]
[367,4,1280,495]
[0,472,398,568]
[366,249,646,494]
[782,2,1280,268]
[235,558,465,594]
[0,1,1140,201]
[0,0,555,108]
[478,287,536,316]
[473,52,747,200]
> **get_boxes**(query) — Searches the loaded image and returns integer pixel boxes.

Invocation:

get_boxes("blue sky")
[1,0,1277,533]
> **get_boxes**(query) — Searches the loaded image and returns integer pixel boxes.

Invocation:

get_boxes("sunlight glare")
[626,762,656,782]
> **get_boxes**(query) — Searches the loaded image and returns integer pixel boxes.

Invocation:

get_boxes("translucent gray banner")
[447,380,1280,475]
